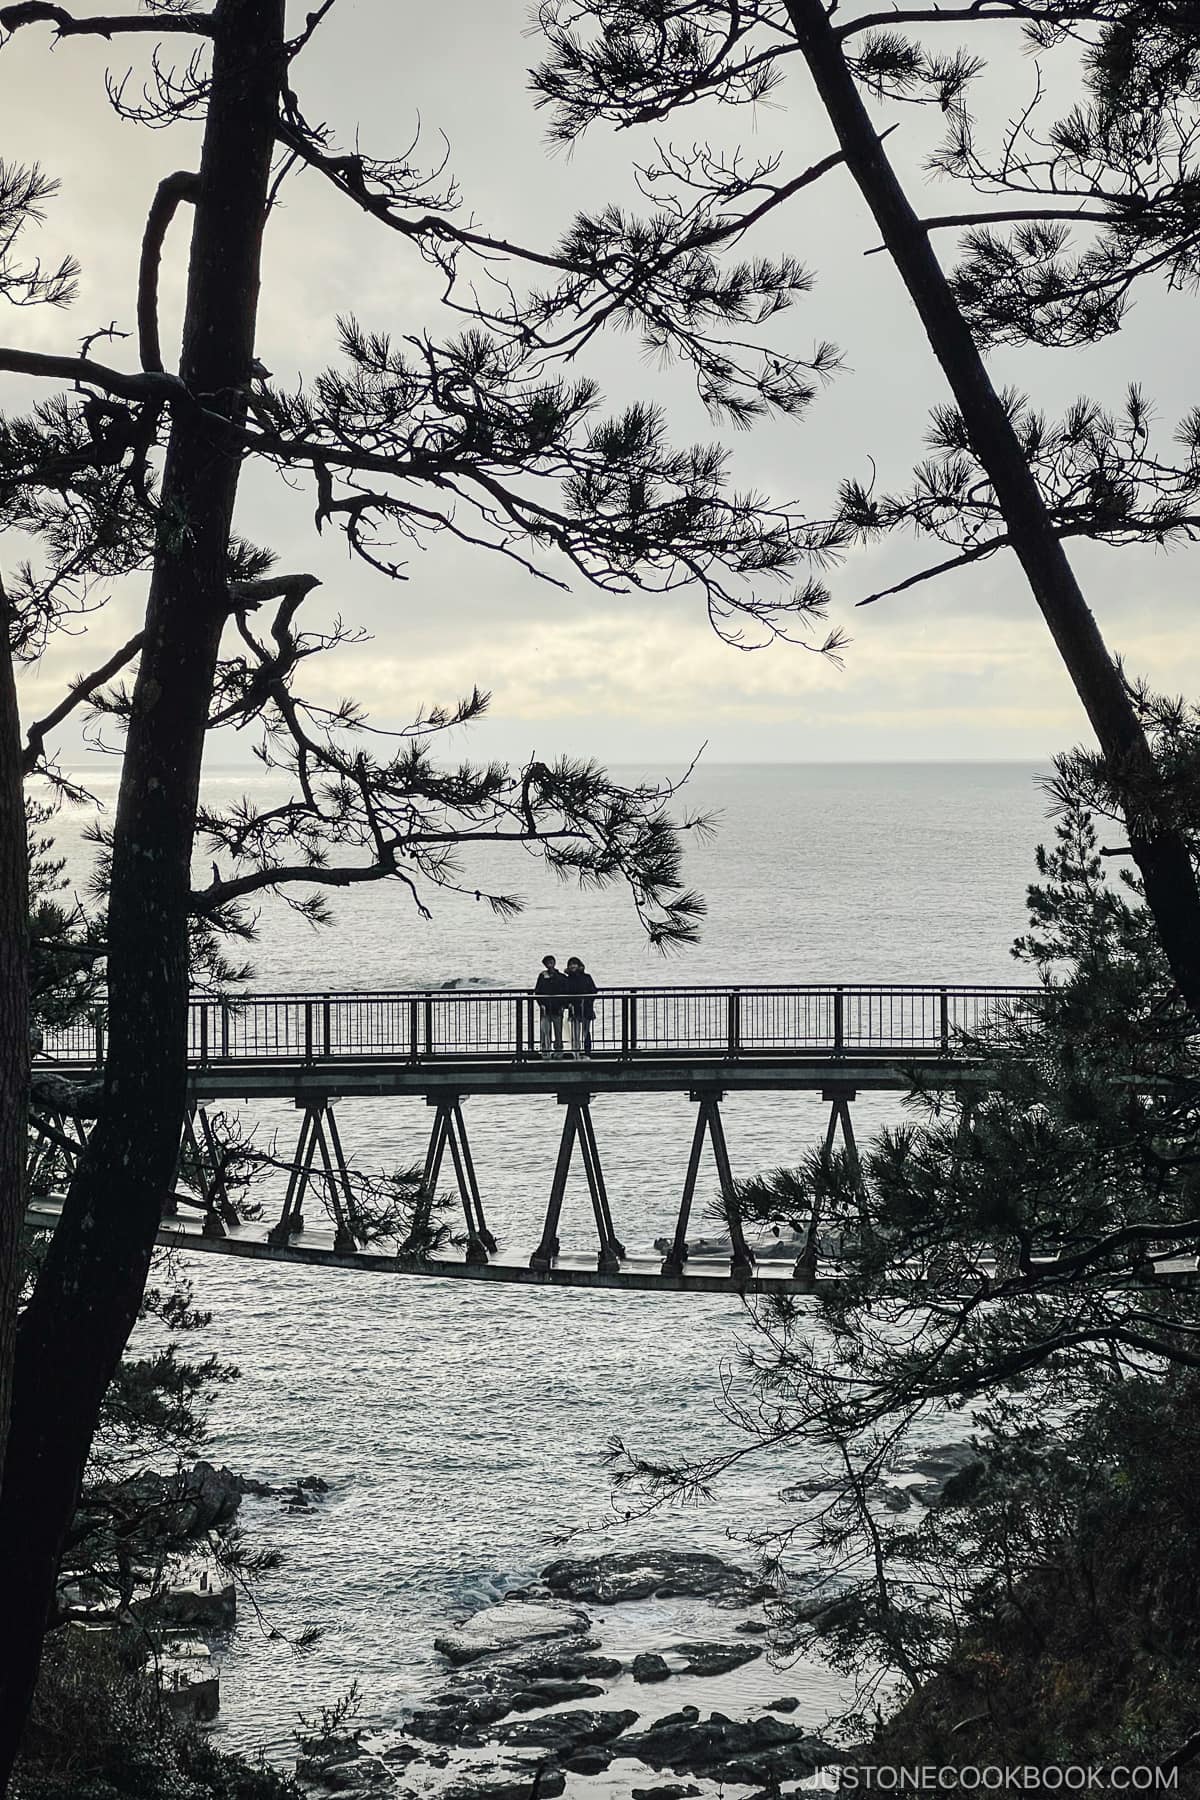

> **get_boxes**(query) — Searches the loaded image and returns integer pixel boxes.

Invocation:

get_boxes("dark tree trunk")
[785,0,1200,1019]
[0,1,284,1782]
[0,603,28,1503]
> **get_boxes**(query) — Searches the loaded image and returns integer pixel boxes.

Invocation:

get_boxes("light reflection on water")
[47,762,1048,1747]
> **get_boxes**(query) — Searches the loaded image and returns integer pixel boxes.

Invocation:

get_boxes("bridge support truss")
[661,1089,754,1279]
[401,1096,496,1265]
[530,1093,625,1275]
[267,1099,357,1256]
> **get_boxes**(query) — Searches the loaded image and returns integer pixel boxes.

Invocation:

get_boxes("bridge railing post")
[219,1000,230,1060]
[833,987,845,1059]
[304,1000,314,1062]
[323,998,332,1058]
[727,990,741,1059]
[423,996,434,1060]
[619,995,630,1059]
[93,1014,105,1067]
[939,988,950,1055]
[199,1004,209,1066]
[629,991,638,1057]
[515,994,524,1061]
[408,998,420,1063]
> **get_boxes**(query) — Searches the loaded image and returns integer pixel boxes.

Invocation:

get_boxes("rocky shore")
[296,1549,845,1800]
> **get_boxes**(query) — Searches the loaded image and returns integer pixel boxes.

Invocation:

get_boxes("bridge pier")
[267,1100,357,1256]
[794,1086,863,1286]
[661,1090,754,1281]
[530,1093,625,1274]
[177,1106,243,1240]
[403,1096,495,1265]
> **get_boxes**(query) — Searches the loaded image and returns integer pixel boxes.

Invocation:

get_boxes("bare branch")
[137,171,198,374]
[22,630,145,773]
[0,3,214,40]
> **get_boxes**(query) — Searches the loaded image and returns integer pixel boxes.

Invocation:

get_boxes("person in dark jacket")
[534,954,566,1055]
[564,956,598,1055]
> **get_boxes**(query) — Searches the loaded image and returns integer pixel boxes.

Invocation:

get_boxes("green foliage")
[13,1631,300,1800]
[868,1377,1200,1774]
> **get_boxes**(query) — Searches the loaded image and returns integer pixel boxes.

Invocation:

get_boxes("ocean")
[44,760,1052,1757]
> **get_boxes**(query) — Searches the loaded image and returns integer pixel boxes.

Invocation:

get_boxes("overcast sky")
[4,0,1199,768]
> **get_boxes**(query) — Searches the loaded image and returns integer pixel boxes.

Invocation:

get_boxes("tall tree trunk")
[0,596,28,1503]
[0,1,284,1782]
[785,0,1200,1019]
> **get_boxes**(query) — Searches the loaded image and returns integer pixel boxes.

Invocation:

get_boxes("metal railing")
[41,984,1041,1068]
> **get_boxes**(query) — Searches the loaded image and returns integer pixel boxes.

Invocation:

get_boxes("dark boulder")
[505,1680,606,1710]
[613,1708,838,1781]
[632,1652,672,1684]
[564,1747,614,1774]
[504,1646,620,1683]
[540,1549,772,1608]
[405,1693,514,1746]
[495,1707,638,1755]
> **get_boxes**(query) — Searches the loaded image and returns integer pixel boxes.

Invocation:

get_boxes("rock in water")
[632,1652,672,1683]
[495,1707,639,1754]
[434,1598,590,1665]
[442,1764,566,1799]
[539,1549,772,1608]
[670,1640,763,1676]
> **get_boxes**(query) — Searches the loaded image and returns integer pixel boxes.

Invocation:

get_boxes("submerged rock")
[631,1787,703,1800]
[539,1548,772,1608]
[670,1640,763,1677]
[434,1598,590,1665]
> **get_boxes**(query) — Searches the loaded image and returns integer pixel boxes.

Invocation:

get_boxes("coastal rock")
[539,1549,772,1608]
[612,1709,837,1782]
[632,1652,672,1683]
[435,1598,590,1665]
[764,1696,801,1713]
[441,1763,566,1799]
[564,1747,614,1774]
[506,1680,605,1710]
[503,1646,620,1683]
[114,1460,244,1540]
[406,1694,514,1745]
[299,1753,390,1793]
[632,1788,702,1800]
[140,1577,237,1632]
[670,1640,763,1677]
[495,1706,638,1755]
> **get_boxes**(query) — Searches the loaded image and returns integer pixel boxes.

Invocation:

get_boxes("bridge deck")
[24,1200,837,1295]
[42,1051,986,1101]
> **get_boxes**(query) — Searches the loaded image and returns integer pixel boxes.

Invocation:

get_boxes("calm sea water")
[48,762,1051,1752]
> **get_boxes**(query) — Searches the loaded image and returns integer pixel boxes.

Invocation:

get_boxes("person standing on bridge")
[535,954,566,1055]
[564,956,598,1056]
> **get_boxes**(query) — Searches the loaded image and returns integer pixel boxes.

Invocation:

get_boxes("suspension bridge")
[27,982,1036,1295]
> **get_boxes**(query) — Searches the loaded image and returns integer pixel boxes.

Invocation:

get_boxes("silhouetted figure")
[534,954,566,1055]
[564,956,597,1055]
